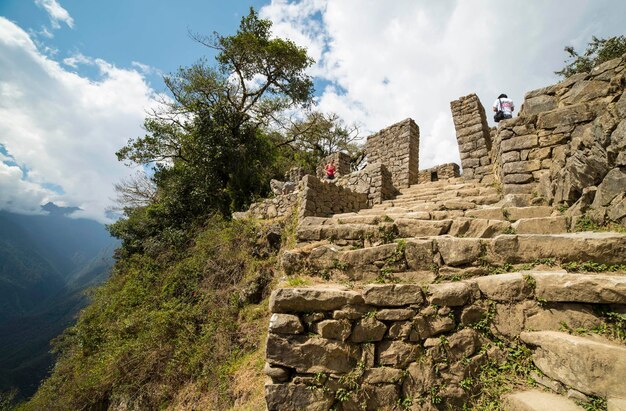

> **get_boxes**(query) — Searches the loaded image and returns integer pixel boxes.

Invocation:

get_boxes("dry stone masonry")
[417,163,460,184]
[299,175,369,218]
[317,152,352,179]
[336,163,398,206]
[450,94,493,183]
[265,272,626,410]
[366,118,420,189]
[260,53,626,410]
[492,54,626,211]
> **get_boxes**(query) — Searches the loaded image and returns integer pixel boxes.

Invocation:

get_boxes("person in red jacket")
[325,160,336,181]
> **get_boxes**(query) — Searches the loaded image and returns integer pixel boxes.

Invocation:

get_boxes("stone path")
[267,178,626,410]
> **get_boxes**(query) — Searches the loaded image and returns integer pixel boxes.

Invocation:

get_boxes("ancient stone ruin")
[239,53,626,410]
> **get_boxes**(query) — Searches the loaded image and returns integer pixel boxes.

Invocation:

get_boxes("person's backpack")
[494,98,505,122]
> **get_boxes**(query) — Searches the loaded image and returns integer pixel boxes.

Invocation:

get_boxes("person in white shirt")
[493,93,514,122]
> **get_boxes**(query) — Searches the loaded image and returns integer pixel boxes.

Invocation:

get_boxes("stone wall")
[237,192,299,220]
[286,167,306,183]
[491,54,626,217]
[265,272,626,410]
[336,163,398,206]
[417,163,460,184]
[366,119,420,188]
[299,175,369,218]
[317,152,352,179]
[450,94,493,182]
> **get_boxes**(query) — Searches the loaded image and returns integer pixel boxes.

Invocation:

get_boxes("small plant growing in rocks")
[397,396,413,409]
[503,226,517,235]
[577,396,608,411]
[522,274,536,290]
[502,208,511,220]
[286,276,310,287]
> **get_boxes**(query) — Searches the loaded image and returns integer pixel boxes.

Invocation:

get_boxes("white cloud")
[62,52,92,68]
[0,17,164,222]
[35,0,74,29]
[131,61,162,77]
[0,161,53,215]
[261,0,626,169]
[34,0,74,30]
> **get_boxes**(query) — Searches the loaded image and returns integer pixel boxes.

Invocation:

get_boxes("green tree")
[111,8,314,254]
[555,35,626,78]
[277,111,363,173]
[116,8,313,216]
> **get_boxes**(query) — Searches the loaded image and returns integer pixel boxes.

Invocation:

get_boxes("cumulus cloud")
[34,0,74,30]
[260,0,626,168]
[0,17,164,222]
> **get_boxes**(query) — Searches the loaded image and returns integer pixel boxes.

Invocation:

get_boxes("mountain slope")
[0,208,118,399]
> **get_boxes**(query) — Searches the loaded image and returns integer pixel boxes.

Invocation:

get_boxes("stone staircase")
[266,178,626,410]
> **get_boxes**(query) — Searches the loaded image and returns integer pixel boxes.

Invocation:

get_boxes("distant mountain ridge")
[0,206,118,398]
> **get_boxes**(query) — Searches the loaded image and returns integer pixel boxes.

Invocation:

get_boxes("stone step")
[298,217,517,242]
[466,205,555,221]
[286,232,626,275]
[448,217,512,237]
[503,390,584,411]
[400,181,475,194]
[387,194,501,209]
[511,216,569,234]
[520,331,626,398]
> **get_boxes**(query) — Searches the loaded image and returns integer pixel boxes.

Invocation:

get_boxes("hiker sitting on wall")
[493,93,514,123]
[325,161,336,181]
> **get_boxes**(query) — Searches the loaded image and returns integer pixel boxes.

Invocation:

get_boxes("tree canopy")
[555,35,626,78]
[111,8,315,255]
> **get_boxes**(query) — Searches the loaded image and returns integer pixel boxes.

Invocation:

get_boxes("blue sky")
[1,0,625,222]
[0,0,269,89]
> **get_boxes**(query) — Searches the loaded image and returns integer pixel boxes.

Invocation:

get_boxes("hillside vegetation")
[21,216,282,410]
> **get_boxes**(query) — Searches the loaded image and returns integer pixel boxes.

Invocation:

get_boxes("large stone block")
[501,135,538,152]
[534,272,626,304]
[525,303,602,332]
[395,218,451,237]
[592,167,626,208]
[505,206,554,221]
[521,331,626,397]
[465,208,505,220]
[511,216,568,234]
[448,218,511,238]
[537,103,597,129]
[485,233,626,265]
[265,384,334,411]
[375,308,416,321]
[270,287,363,313]
[471,273,534,301]
[266,334,361,374]
[436,236,483,266]
[362,284,424,306]
[351,317,387,343]
[340,384,400,411]
[339,243,399,268]
[502,160,542,174]
[377,340,421,368]
[269,314,304,334]
[411,315,455,340]
[446,328,481,361]
[312,319,352,341]
[427,282,474,306]
[522,94,558,116]
[503,173,534,184]
[404,239,436,270]
[561,80,611,105]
